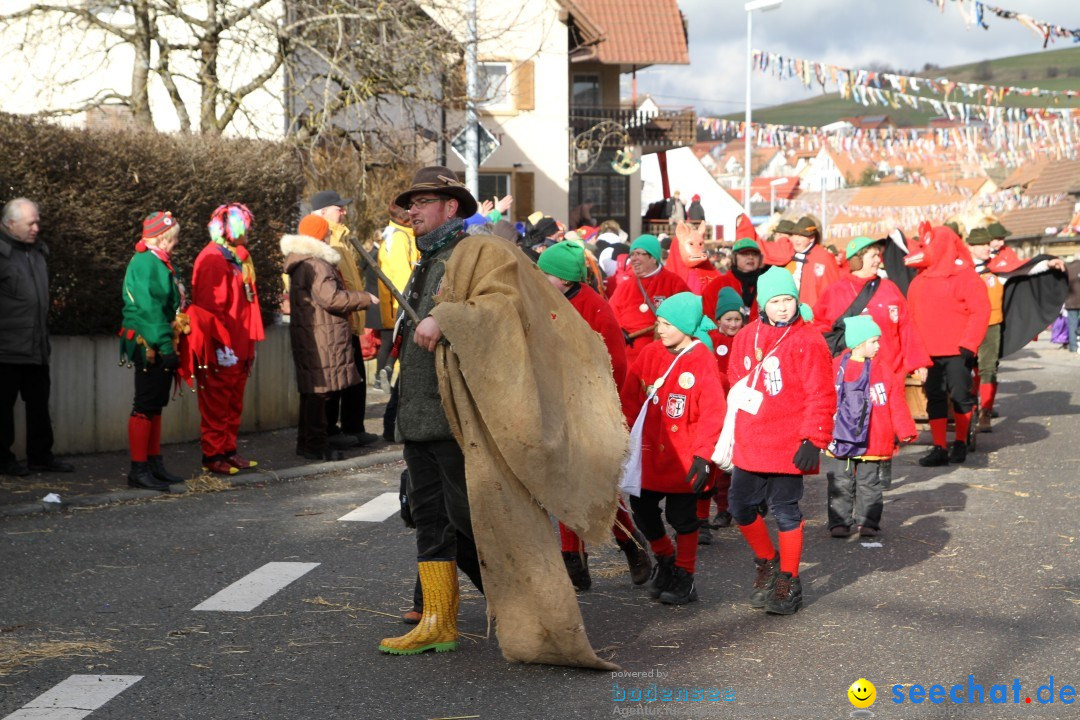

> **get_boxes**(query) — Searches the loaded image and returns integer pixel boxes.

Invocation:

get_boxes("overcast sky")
[630,0,1080,117]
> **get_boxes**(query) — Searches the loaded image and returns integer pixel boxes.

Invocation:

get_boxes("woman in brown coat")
[282,214,377,460]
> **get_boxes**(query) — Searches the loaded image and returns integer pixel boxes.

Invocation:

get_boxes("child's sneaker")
[918,445,950,467]
[658,567,698,605]
[698,526,713,545]
[948,441,968,464]
[749,556,779,608]
[765,572,802,615]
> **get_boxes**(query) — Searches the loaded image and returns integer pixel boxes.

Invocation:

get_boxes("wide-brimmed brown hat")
[790,216,820,238]
[394,166,478,219]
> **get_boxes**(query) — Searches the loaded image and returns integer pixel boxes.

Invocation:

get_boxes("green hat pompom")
[843,315,882,349]
[756,266,799,309]
[630,234,662,264]
[537,241,588,282]
[656,292,716,351]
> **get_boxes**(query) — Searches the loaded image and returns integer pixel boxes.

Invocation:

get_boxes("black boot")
[616,536,652,586]
[918,445,950,467]
[948,440,968,464]
[128,461,171,491]
[562,551,592,591]
[749,555,780,609]
[713,511,733,528]
[698,525,713,545]
[301,448,344,462]
[658,566,698,605]
[147,455,184,485]
[647,554,675,599]
[765,572,803,615]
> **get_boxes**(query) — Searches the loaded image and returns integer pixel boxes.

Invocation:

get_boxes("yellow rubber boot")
[379,560,459,655]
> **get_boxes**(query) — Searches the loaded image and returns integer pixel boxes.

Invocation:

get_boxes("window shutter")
[514,172,534,222]
[514,61,535,112]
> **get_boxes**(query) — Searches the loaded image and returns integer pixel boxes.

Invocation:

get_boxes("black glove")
[159,353,179,372]
[684,456,712,495]
[399,470,415,529]
[622,328,632,346]
[959,347,976,366]
[792,440,820,473]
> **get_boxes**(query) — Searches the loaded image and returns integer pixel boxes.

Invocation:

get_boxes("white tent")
[641,146,748,242]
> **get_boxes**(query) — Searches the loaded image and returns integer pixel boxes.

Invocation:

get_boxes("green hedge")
[0,113,304,335]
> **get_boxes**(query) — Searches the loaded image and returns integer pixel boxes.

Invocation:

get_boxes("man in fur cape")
[379,166,627,670]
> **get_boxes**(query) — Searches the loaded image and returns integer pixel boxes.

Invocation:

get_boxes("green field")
[716,46,1080,128]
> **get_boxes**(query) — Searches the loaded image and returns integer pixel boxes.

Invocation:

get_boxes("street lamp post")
[744,0,783,217]
[769,176,786,216]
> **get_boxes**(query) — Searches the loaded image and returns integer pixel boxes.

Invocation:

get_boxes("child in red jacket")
[825,317,917,539]
[538,241,652,590]
[696,287,746,542]
[621,293,726,605]
[726,267,834,615]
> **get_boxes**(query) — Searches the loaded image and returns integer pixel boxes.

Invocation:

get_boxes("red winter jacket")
[621,341,726,494]
[812,273,931,377]
[191,241,265,362]
[759,238,840,308]
[609,267,690,367]
[906,228,991,357]
[567,282,627,388]
[706,329,737,393]
[830,352,917,460]
[727,318,835,475]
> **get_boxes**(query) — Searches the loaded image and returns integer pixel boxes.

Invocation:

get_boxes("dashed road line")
[2,674,142,720]
[337,492,400,523]
[192,561,320,612]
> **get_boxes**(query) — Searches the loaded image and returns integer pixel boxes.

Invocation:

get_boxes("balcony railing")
[570,105,696,150]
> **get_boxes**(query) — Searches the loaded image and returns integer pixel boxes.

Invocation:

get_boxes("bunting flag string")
[696,110,1079,168]
[926,0,1080,48]
[751,49,1080,103]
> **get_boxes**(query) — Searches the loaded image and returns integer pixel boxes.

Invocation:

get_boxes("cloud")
[630,0,1080,116]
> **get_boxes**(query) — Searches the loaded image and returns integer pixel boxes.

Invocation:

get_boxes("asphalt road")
[1,343,1077,720]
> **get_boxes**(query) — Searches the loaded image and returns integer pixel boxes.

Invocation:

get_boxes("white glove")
[216,346,239,367]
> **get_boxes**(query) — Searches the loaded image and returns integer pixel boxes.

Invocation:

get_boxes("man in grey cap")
[309,190,379,448]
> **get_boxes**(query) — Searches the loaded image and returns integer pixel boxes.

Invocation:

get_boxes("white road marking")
[337,492,399,522]
[3,674,142,720]
[192,561,320,612]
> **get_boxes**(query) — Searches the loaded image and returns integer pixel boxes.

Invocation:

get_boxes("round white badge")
[717,345,729,357]
[744,357,751,370]
[639,303,649,313]
[678,372,695,389]
[763,356,780,372]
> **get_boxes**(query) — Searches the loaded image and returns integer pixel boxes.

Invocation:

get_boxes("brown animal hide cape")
[431,235,628,670]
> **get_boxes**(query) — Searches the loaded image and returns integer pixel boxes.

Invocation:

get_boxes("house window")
[478,62,512,109]
[478,173,510,204]
[572,74,601,108]
[570,159,629,230]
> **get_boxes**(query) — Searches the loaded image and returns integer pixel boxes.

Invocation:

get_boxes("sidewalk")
[0,396,402,516]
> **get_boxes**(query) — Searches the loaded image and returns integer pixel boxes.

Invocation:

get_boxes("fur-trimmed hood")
[281,233,342,273]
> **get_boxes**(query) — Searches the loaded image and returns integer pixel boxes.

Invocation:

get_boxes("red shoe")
[225,453,258,470]
[202,459,239,475]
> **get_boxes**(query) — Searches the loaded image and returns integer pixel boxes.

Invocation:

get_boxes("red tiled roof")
[752,176,800,200]
[564,0,689,67]
[998,202,1076,239]
[1025,159,1080,197]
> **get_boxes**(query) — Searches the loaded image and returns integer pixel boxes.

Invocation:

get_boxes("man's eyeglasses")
[407,197,446,210]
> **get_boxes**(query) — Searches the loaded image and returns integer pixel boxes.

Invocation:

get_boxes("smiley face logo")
[847,678,876,709]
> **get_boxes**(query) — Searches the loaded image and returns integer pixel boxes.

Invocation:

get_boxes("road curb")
[0,448,404,518]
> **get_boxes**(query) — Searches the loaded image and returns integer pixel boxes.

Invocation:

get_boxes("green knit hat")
[714,287,744,320]
[732,238,761,254]
[537,240,587,282]
[630,234,662,264]
[756,266,798,308]
[846,235,882,258]
[966,227,992,246]
[656,292,716,351]
[843,315,882,350]
[987,221,1011,239]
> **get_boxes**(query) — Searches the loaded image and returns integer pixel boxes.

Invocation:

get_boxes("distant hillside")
[715,46,1080,129]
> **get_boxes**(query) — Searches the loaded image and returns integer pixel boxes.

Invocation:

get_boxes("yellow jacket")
[326,222,366,334]
[378,221,419,329]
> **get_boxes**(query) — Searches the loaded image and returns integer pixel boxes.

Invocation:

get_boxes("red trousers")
[195,364,249,459]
